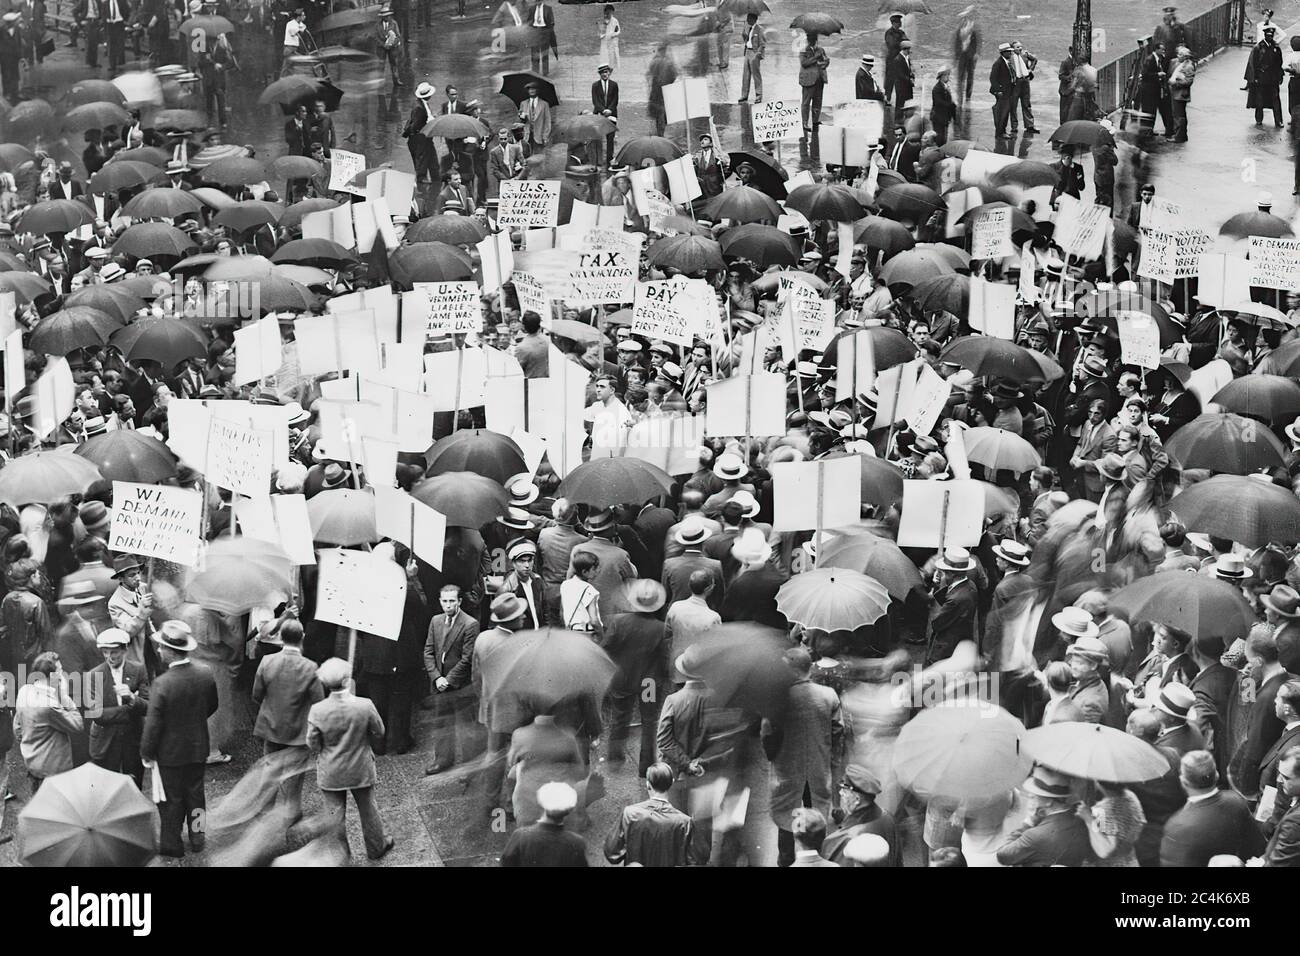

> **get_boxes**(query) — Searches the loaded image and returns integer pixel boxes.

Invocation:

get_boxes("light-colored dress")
[600,16,621,69]
[1088,789,1146,867]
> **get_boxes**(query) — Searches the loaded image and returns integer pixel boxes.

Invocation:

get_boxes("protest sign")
[32,357,74,440]
[1196,253,1253,308]
[511,248,578,304]
[374,485,449,568]
[661,156,703,205]
[109,482,202,566]
[1117,310,1161,369]
[645,187,675,233]
[233,316,283,386]
[207,416,273,497]
[3,329,21,407]
[0,291,15,341]
[1172,229,1213,279]
[633,277,693,346]
[771,457,863,534]
[568,199,623,229]
[366,168,417,220]
[328,149,367,196]
[423,346,487,411]
[662,76,711,124]
[300,203,355,248]
[944,185,984,238]
[1018,246,1038,303]
[751,99,802,142]
[904,362,951,437]
[821,126,871,167]
[1248,236,1300,290]
[873,360,922,430]
[530,344,588,478]
[561,229,639,304]
[779,282,836,362]
[833,99,885,143]
[968,275,1016,339]
[327,286,400,342]
[970,206,1015,260]
[1187,358,1234,410]
[317,398,383,464]
[705,373,787,437]
[360,379,437,452]
[1137,229,1176,284]
[498,180,562,227]
[511,270,550,317]
[413,280,481,336]
[476,231,515,294]
[835,328,877,402]
[946,422,971,481]
[1054,196,1109,260]
[352,200,399,255]
[294,310,383,376]
[959,149,1017,184]
[1140,196,1182,231]
[315,548,407,641]
[271,494,316,565]
[897,479,986,548]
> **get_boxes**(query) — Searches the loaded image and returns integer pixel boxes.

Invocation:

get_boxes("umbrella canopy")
[817,531,922,599]
[958,202,1037,237]
[201,156,269,188]
[547,318,603,345]
[212,200,284,234]
[719,0,770,13]
[425,113,491,139]
[680,622,795,720]
[0,451,102,507]
[62,285,146,323]
[484,627,616,711]
[388,243,474,285]
[186,537,294,614]
[853,214,916,254]
[1110,571,1255,643]
[270,238,358,270]
[646,234,724,274]
[878,247,956,287]
[1212,374,1300,423]
[913,242,972,272]
[990,160,1059,189]
[727,148,788,199]
[616,135,685,167]
[66,79,127,107]
[938,139,982,158]
[789,12,843,34]
[499,72,559,107]
[110,316,208,368]
[0,271,54,303]
[410,472,509,528]
[1168,474,1300,549]
[906,273,969,314]
[273,263,332,288]
[405,215,488,246]
[1227,301,1293,331]
[74,430,178,483]
[425,429,526,485]
[269,155,324,182]
[944,180,1014,204]
[557,457,674,508]
[706,185,782,224]
[1,99,56,139]
[179,13,235,35]
[886,0,932,11]
[1023,722,1168,784]
[112,222,197,260]
[196,254,274,281]
[1049,120,1115,149]
[63,101,131,133]
[1220,209,1295,240]
[87,160,164,195]
[281,198,341,231]
[1077,290,1181,347]
[549,114,616,144]
[894,702,1032,801]
[750,269,830,295]
[785,183,867,222]
[307,489,379,546]
[1166,412,1286,474]
[122,186,204,219]
[940,336,1064,384]
[109,145,170,167]
[776,568,890,632]
[0,143,35,172]
[963,426,1042,474]
[18,199,95,236]
[29,306,123,355]
[18,763,158,867]
[188,186,239,211]
[876,183,946,220]
[259,74,330,106]
[320,7,372,30]
[826,327,918,381]
[719,223,801,268]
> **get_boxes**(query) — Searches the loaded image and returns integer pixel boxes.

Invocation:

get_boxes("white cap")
[536,781,578,816]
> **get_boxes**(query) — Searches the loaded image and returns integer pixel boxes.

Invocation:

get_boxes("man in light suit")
[423,584,480,775]
[1069,397,1117,501]
[737,13,765,104]
[521,81,551,155]
[488,126,524,198]
[591,63,619,167]
[86,627,148,788]
[250,619,323,823]
[528,0,556,75]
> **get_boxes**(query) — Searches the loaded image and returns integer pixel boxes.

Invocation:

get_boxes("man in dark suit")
[501,781,587,866]
[927,547,978,664]
[285,104,311,155]
[403,83,439,184]
[1246,25,1285,127]
[601,581,669,775]
[604,762,698,866]
[662,520,725,612]
[931,67,956,145]
[309,100,335,157]
[788,807,841,866]
[140,622,220,858]
[693,133,727,200]
[630,500,676,584]
[527,0,556,76]
[1127,709,1187,866]
[1230,624,1292,799]
[86,627,148,788]
[990,43,1017,138]
[996,768,1093,866]
[1160,751,1264,866]
[1153,682,1207,757]
[1263,746,1300,865]
[434,168,473,215]
[855,54,882,100]
[1189,632,1236,777]
[822,764,899,865]
[50,162,84,200]
[720,529,787,631]
[102,0,129,70]
[423,583,480,775]
[591,64,619,167]
[1049,147,1086,201]
[1137,38,1167,135]
[882,13,907,104]
[1260,680,1300,797]
[886,125,922,182]
[889,39,916,113]
[798,32,830,134]
[250,618,323,822]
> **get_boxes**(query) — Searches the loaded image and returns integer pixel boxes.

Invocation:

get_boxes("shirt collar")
[168,658,192,668]
[794,849,823,862]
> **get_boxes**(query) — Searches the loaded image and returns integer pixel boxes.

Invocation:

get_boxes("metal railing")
[1095,0,1246,114]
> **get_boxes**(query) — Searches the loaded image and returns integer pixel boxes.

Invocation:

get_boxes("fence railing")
[1095,0,1246,115]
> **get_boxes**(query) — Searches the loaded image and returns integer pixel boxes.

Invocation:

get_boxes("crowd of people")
[1,0,1300,870]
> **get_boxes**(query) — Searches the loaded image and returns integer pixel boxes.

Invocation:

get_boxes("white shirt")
[560,578,600,630]
[285,19,305,47]
[107,0,123,22]
[532,3,546,27]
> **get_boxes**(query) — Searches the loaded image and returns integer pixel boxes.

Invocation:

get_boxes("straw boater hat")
[713,452,748,481]
[505,473,539,507]
[1153,682,1196,722]
[1021,767,1074,800]
[860,54,875,67]
[674,646,703,681]
[731,527,772,566]
[935,546,975,573]
[991,539,1031,567]
[674,518,712,546]
[415,82,436,100]
[154,620,197,652]
[1212,554,1253,582]
[1052,606,1100,640]
[728,489,760,518]
[1286,416,1300,447]
[1262,584,1300,619]
[584,508,617,533]
[625,579,667,614]
[58,580,103,609]
[842,833,891,866]
[496,507,535,532]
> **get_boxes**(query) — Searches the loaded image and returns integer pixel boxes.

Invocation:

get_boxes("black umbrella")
[1049,120,1115,149]
[1220,209,1295,240]
[906,273,970,315]
[388,243,474,286]
[727,149,787,200]
[551,114,617,145]
[615,135,684,167]
[424,430,526,485]
[271,238,358,270]
[62,285,147,323]
[789,12,843,34]
[705,185,782,223]
[110,317,208,368]
[17,199,95,236]
[29,307,123,355]
[410,472,509,527]
[122,186,203,219]
[940,335,1064,384]
[1166,413,1286,474]
[877,183,947,220]
[854,215,916,254]
[785,183,867,222]
[499,72,558,107]
[405,216,487,246]
[719,223,801,268]
[680,623,794,721]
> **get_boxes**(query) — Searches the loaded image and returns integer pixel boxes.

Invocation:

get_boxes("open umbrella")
[425,429,526,485]
[112,222,196,260]
[405,215,487,246]
[18,763,158,867]
[1212,374,1300,423]
[18,199,95,236]
[424,113,492,140]
[212,200,284,234]
[122,186,203,219]
[320,7,373,31]
[1078,290,1180,347]
[876,183,946,220]
[29,306,122,355]
[679,622,795,720]
[1049,120,1115,149]
[2,99,56,139]
[719,0,770,13]
[62,285,146,323]
[789,12,843,34]
[1110,571,1255,643]
[750,269,830,294]
[878,247,956,287]
[785,183,867,222]
[1168,474,1300,549]
[186,537,293,615]
[959,202,1037,237]
[646,234,724,274]
[938,139,982,159]
[87,160,163,195]
[269,155,323,182]
[913,242,972,272]
[179,13,235,36]
[827,327,918,379]
[270,237,357,270]
[1220,208,1295,240]
[307,489,379,546]
[990,161,1058,189]
[0,143,35,171]
[854,215,915,254]
[273,263,333,288]
[777,568,890,633]
[63,101,131,133]
[75,430,178,483]
[894,702,1032,801]
[547,318,603,345]
[388,243,473,285]
[202,156,269,188]
[705,185,782,224]
[1024,722,1167,784]
[485,627,616,711]
[66,79,127,107]
[1226,301,1293,331]
[499,71,558,107]
[0,272,54,303]
[906,273,970,314]
[197,254,274,281]
[817,531,922,599]
[940,336,1064,384]
[727,148,788,200]
[110,316,208,368]
[557,457,674,508]
[0,451,102,507]
[719,223,801,268]
[281,197,340,231]
[963,426,1042,474]
[616,135,684,168]
[1165,412,1286,474]
[187,187,239,211]
[109,145,170,167]
[410,472,509,527]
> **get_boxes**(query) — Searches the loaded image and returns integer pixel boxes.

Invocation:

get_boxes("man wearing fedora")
[721,528,787,631]
[1160,750,1263,867]
[702,452,755,519]
[401,83,439,185]
[1152,682,1207,757]
[107,555,157,675]
[1059,626,1112,725]
[474,593,529,815]
[855,54,882,100]
[997,767,1092,866]
[1189,632,1236,776]
[927,547,979,665]
[662,517,725,612]
[568,509,637,623]
[1259,681,1300,811]
[87,627,148,788]
[423,584,480,776]
[141,621,219,857]
[1230,625,1293,800]
[602,580,669,774]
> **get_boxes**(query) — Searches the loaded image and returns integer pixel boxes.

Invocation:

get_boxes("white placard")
[476,231,515,294]
[633,277,694,346]
[207,416,273,497]
[373,485,448,568]
[833,100,885,143]
[1248,236,1300,291]
[272,493,316,565]
[705,372,787,437]
[771,457,863,533]
[959,149,1017,184]
[662,76,711,124]
[328,149,367,197]
[821,126,871,168]
[233,316,283,386]
[1196,253,1254,309]
[314,548,407,640]
[835,328,877,402]
[751,99,803,143]
[568,199,624,229]
[1117,310,1160,369]
[511,270,550,317]
[896,478,985,548]
[904,361,951,437]
[970,206,1015,260]
[109,481,202,566]
[366,168,417,220]
[498,180,562,227]
[968,276,1016,339]
[412,280,481,336]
